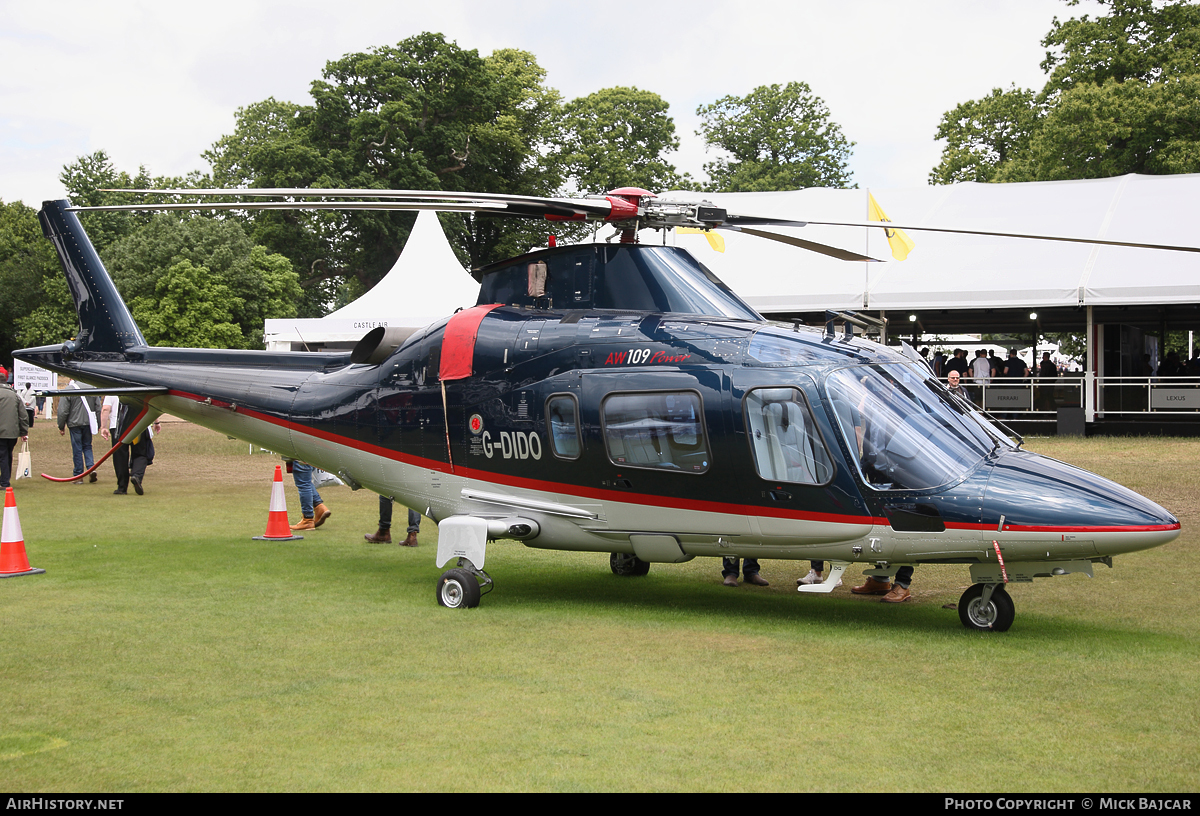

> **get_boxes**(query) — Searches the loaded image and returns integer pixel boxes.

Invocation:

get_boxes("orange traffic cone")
[0,487,45,578]
[252,465,304,541]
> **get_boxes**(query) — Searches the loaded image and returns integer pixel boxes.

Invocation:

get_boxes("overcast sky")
[1,0,1105,207]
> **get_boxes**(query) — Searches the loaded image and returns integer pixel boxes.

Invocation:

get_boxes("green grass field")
[2,421,1197,791]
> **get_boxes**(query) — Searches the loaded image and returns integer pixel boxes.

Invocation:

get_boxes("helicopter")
[16,186,1191,632]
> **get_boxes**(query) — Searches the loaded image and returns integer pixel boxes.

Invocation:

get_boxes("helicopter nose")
[983,450,1179,557]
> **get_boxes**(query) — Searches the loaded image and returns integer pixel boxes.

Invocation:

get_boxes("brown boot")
[400,532,419,547]
[851,577,893,596]
[364,528,392,544]
[881,586,912,603]
[313,503,331,528]
[291,516,316,531]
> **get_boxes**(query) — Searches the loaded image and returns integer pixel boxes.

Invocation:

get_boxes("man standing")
[0,370,30,488]
[946,371,974,405]
[971,350,991,382]
[721,557,768,587]
[365,495,420,546]
[58,380,99,484]
[16,382,36,427]
[288,461,330,530]
[945,349,970,378]
[1003,349,1029,378]
[987,349,1005,379]
[100,397,161,495]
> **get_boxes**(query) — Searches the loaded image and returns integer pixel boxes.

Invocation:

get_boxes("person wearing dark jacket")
[58,381,100,484]
[0,371,30,488]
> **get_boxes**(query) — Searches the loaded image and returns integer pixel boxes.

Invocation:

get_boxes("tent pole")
[1085,305,1096,423]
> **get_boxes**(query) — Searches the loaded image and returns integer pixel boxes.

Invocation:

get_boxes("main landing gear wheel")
[437,568,481,609]
[610,553,651,577]
[958,583,1015,632]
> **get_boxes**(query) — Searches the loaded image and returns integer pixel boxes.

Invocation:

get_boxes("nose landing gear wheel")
[959,583,1014,632]
[437,568,481,609]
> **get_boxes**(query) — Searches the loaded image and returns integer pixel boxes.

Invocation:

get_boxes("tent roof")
[327,209,478,321]
[665,174,1200,314]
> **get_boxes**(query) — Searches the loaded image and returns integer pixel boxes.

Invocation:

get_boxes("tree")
[928,87,1040,184]
[206,33,565,303]
[930,0,1200,184]
[0,200,72,359]
[103,214,302,348]
[14,275,76,350]
[551,87,685,195]
[131,260,245,349]
[1039,0,1200,96]
[1008,73,1200,180]
[60,150,200,256]
[696,82,855,191]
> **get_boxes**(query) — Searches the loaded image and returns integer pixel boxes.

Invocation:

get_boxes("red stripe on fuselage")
[944,521,1180,534]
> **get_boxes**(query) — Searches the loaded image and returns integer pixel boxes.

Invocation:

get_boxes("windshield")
[825,363,994,491]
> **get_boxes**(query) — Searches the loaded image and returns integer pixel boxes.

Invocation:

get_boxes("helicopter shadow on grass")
[404,554,978,636]
[379,551,1191,646]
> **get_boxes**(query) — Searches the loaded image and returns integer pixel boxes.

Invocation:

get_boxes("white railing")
[957,376,1200,421]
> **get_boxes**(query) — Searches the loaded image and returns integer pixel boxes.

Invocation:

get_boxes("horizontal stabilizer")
[37,386,169,397]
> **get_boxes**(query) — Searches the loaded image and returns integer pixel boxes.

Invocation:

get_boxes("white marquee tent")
[665,173,1200,315]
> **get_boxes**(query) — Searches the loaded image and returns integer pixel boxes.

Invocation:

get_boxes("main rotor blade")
[101,187,615,217]
[723,227,883,262]
[71,201,510,214]
[726,214,1200,255]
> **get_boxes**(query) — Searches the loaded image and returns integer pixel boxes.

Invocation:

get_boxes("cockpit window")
[825,364,993,491]
[743,387,834,485]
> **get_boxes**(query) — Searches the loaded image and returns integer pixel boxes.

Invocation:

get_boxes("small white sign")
[1151,388,1200,410]
[13,360,55,392]
[984,387,1031,411]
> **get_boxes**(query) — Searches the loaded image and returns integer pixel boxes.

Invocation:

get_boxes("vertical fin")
[38,200,146,353]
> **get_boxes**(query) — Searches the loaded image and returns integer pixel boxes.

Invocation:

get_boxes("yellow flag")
[867,192,915,261]
[676,227,725,253]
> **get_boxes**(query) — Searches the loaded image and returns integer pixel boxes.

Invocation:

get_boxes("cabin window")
[546,394,582,460]
[743,387,834,485]
[601,391,709,474]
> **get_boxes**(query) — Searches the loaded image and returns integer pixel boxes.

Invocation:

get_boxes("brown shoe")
[364,529,392,544]
[313,503,331,528]
[89,472,98,483]
[723,574,738,587]
[881,586,912,603]
[851,577,893,595]
[291,517,316,531]
[399,532,419,547]
[744,573,769,587]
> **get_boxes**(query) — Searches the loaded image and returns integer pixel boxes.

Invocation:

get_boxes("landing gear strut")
[958,583,1015,632]
[436,559,492,609]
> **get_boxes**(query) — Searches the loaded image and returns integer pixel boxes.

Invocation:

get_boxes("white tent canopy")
[263,210,479,351]
[665,174,1200,315]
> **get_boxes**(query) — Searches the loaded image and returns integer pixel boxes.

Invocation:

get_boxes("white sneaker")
[798,569,842,587]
